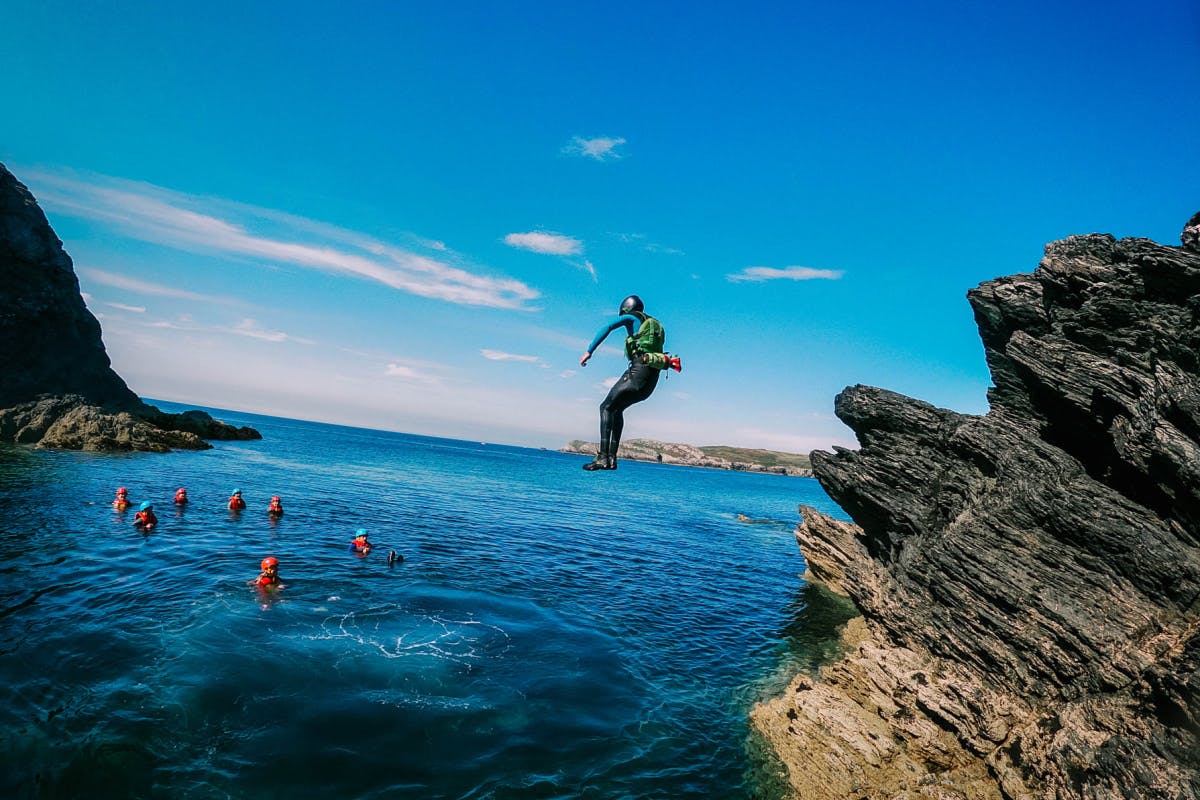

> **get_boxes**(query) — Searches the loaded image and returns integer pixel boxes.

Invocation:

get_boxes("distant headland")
[560,438,813,476]
[0,162,260,451]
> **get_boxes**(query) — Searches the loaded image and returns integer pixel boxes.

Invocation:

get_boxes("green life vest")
[624,315,665,362]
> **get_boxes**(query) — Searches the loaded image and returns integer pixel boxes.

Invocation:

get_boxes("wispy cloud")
[481,349,540,363]
[226,318,316,345]
[612,232,684,256]
[25,168,541,310]
[384,362,442,384]
[102,309,316,347]
[106,302,146,313]
[504,230,597,281]
[563,135,627,162]
[84,268,233,304]
[480,349,550,369]
[504,231,582,256]
[726,266,844,283]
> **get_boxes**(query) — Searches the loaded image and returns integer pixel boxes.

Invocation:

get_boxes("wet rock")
[0,162,261,451]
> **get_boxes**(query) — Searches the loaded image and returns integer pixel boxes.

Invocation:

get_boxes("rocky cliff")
[753,218,1200,798]
[0,162,260,450]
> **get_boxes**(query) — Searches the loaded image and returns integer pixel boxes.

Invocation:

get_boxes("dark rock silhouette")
[0,162,260,450]
[754,219,1200,798]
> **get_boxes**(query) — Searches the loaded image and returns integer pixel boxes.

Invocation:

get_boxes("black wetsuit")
[599,358,660,457]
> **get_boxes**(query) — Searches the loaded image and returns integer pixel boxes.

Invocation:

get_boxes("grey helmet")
[618,294,644,316]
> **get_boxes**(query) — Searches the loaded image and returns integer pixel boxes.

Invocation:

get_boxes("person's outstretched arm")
[579,315,638,366]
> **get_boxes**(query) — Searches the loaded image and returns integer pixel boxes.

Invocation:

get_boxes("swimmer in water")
[350,529,371,554]
[228,489,246,511]
[267,495,284,517]
[248,557,283,590]
[174,487,188,505]
[133,501,158,530]
[112,486,131,510]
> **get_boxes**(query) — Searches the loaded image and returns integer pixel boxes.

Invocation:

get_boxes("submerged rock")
[755,217,1200,798]
[0,162,260,451]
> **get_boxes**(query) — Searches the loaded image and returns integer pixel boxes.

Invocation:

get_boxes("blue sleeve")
[587,315,639,354]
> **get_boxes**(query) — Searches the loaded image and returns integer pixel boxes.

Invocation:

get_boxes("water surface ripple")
[0,404,852,799]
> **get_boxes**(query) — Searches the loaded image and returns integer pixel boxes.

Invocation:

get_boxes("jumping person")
[578,294,680,471]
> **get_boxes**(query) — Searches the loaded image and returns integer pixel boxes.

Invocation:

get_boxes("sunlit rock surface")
[754,217,1200,799]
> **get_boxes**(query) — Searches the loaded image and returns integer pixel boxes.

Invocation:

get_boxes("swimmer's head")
[117,487,128,495]
[232,489,242,496]
[261,557,278,572]
[271,495,281,502]
[139,501,152,511]
[176,487,187,494]
[355,528,369,540]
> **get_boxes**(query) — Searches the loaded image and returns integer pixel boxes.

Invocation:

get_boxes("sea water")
[0,402,855,799]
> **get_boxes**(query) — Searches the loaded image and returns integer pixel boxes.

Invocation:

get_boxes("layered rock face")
[0,163,260,450]
[754,223,1200,798]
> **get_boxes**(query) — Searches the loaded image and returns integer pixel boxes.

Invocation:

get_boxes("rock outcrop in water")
[753,217,1200,798]
[0,162,260,451]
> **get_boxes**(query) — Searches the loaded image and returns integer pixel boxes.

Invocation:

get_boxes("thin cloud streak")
[481,349,543,365]
[612,232,684,256]
[385,362,442,384]
[726,266,844,283]
[227,318,316,345]
[84,268,232,304]
[563,136,627,161]
[26,168,541,310]
[504,231,597,281]
[481,349,538,362]
[504,231,582,256]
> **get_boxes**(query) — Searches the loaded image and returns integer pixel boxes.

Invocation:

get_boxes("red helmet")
[117,487,128,494]
[261,557,278,570]
[271,495,281,502]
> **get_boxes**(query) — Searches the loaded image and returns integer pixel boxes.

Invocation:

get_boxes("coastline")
[560,438,814,477]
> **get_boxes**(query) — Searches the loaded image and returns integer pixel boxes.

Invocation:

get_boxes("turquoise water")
[0,403,854,799]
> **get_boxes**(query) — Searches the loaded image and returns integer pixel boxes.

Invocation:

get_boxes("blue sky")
[4,1,1197,451]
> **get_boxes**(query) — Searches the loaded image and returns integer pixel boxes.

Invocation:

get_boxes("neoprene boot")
[582,451,607,471]
[603,452,617,470]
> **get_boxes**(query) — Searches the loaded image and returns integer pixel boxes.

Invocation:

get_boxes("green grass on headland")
[698,446,812,470]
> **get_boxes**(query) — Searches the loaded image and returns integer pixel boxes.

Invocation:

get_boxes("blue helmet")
[355,528,368,538]
[139,501,152,511]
